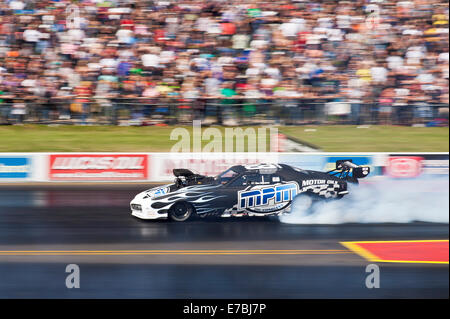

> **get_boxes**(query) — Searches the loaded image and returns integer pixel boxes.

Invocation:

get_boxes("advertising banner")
[279,153,383,176]
[277,153,325,171]
[386,156,423,178]
[0,152,446,183]
[150,152,280,181]
[0,156,31,180]
[385,154,449,177]
[48,154,148,181]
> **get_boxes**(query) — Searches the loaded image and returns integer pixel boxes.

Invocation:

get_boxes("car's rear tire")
[168,201,193,222]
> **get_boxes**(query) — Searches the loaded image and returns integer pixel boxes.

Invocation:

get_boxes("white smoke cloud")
[280,176,449,224]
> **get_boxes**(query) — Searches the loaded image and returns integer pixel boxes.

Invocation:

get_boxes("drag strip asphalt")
[0,185,447,298]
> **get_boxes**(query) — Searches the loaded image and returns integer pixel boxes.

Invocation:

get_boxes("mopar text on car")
[130,161,370,222]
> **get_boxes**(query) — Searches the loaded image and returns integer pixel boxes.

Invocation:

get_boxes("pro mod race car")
[130,161,370,221]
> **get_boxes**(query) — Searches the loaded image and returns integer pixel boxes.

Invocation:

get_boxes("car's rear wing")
[327,159,370,182]
[173,168,195,178]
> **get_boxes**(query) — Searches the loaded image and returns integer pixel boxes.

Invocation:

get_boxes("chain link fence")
[0,97,448,126]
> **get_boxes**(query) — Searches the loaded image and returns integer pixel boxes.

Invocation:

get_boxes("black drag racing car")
[130,161,370,221]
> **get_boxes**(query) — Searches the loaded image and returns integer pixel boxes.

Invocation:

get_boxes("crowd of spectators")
[0,0,448,125]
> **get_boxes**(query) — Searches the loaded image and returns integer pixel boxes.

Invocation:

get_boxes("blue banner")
[279,154,382,176]
[0,157,30,179]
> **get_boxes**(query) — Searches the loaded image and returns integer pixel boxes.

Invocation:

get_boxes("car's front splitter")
[131,210,168,220]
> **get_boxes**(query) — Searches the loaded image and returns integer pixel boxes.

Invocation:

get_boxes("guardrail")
[0,97,448,126]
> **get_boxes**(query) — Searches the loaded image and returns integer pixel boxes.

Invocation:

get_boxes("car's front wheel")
[168,201,193,222]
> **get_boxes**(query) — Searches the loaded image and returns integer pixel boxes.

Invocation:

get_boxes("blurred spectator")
[0,0,447,125]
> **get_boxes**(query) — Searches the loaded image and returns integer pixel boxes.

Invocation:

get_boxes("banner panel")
[385,154,449,177]
[150,153,280,181]
[0,156,31,180]
[48,154,148,181]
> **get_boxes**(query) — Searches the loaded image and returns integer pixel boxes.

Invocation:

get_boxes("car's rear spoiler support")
[326,159,370,182]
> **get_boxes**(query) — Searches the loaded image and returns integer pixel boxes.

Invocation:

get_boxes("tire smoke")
[280,176,449,224]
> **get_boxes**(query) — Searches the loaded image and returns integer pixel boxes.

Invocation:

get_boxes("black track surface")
[0,186,447,298]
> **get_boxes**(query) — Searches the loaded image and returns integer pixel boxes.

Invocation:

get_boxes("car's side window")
[228,175,247,187]
[229,174,261,187]
[228,174,285,187]
[246,174,263,185]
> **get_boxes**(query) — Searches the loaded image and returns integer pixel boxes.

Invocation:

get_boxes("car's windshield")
[215,168,240,185]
